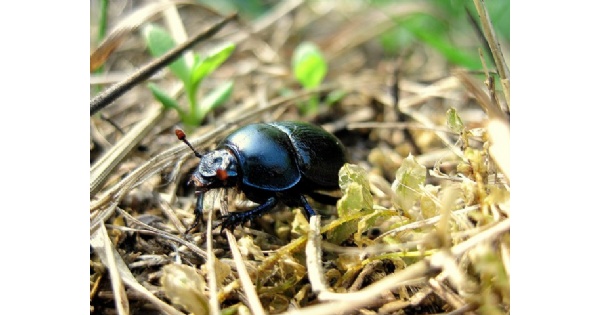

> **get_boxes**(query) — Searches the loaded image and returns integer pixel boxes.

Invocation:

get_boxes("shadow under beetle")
[176,121,349,232]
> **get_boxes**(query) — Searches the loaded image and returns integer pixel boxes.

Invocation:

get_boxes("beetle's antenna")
[175,129,202,158]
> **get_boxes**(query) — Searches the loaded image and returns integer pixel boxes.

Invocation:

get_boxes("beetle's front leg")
[219,197,278,233]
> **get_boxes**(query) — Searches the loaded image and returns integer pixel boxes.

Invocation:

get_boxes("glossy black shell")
[217,121,348,192]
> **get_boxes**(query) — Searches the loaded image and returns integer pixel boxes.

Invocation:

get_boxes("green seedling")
[291,42,328,115]
[143,24,235,127]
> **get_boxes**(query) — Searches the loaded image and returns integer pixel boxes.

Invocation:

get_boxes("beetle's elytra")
[177,121,349,232]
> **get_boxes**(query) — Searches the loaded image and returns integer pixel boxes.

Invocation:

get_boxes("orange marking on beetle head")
[216,169,228,181]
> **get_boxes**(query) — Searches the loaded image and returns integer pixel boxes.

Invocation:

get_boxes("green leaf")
[394,13,483,69]
[160,264,209,315]
[327,220,358,245]
[290,208,309,236]
[194,80,234,123]
[190,42,236,92]
[143,24,190,84]
[355,210,386,246]
[337,164,373,218]
[338,183,370,218]
[292,42,327,88]
[446,107,465,134]
[148,83,183,112]
[391,154,426,214]
[420,184,440,219]
[406,24,481,69]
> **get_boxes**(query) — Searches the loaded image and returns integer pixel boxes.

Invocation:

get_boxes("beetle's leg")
[220,197,278,233]
[299,195,317,217]
[186,193,205,234]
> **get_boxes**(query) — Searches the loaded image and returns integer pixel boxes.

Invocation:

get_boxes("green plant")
[376,0,509,70]
[291,41,328,115]
[143,24,235,127]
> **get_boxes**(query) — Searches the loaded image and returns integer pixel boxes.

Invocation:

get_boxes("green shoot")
[292,42,328,115]
[142,24,235,127]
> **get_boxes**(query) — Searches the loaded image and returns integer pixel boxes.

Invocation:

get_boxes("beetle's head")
[191,149,238,188]
[175,128,238,190]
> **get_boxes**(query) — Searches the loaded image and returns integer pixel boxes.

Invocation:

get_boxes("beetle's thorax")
[191,149,238,188]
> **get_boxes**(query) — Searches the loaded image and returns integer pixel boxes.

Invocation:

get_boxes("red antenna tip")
[175,128,186,140]
[176,128,202,158]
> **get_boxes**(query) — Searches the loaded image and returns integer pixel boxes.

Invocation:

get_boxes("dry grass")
[90,1,509,314]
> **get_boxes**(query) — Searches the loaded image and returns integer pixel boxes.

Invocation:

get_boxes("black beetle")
[176,121,349,232]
